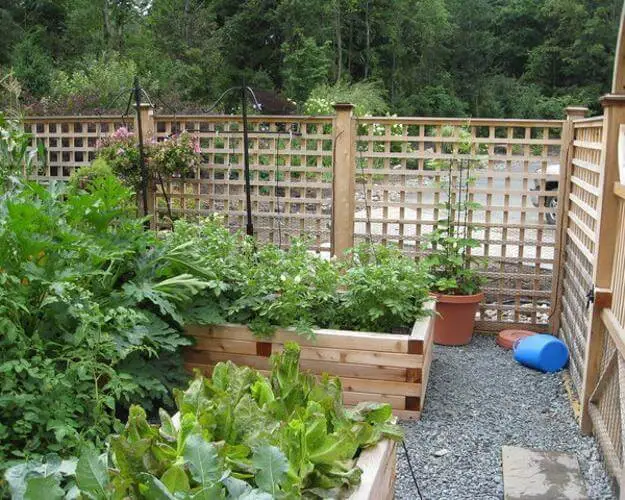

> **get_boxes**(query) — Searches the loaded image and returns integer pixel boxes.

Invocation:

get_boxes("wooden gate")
[557,7,625,490]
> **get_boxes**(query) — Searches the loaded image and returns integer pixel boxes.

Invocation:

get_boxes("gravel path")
[395,335,617,499]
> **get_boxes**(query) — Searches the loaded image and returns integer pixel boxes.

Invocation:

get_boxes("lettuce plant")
[6,344,402,499]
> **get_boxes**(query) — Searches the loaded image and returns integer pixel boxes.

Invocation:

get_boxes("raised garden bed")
[184,310,434,419]
[350,437,397,499]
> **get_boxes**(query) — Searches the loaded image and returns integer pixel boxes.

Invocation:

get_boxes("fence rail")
[24,108,564,333]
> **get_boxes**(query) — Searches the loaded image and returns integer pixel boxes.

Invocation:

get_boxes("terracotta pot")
[433,292,484,346]
[496,329,537,350]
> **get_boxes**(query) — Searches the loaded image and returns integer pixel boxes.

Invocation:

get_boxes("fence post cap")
[565,106,589,118]
[600,93,625,108]
[333,103,355,111]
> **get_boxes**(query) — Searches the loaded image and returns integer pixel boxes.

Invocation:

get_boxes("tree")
[0,0,620,117]
[282,33,331,104]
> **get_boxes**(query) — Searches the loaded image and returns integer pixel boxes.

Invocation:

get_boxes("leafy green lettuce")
[6,343,403,499]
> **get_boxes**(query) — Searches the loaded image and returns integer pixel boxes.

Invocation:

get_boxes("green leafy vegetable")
[7,343,402,499]
[251,445,289,495]
[183,435,221,488]
[75,450,108,498]
[24,476,64,500]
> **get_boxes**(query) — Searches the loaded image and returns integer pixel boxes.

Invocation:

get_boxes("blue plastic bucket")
[513,334,569,373]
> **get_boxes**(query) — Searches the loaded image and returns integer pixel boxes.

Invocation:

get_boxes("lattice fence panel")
[354,117,563,332]
[559,116,604,393]
[24,116,133,181]
[587,195,625,484]
[153,115,333,252]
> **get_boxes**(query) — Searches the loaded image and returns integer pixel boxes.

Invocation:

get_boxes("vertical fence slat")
[134,103,155,220]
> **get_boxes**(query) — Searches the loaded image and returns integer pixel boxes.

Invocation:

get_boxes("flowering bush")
[97,127,142,188]
[150,132,201,178]
[303,81,389,117]
[97,127,201,190]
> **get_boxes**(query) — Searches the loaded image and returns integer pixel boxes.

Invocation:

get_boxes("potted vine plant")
[424,126,486,345]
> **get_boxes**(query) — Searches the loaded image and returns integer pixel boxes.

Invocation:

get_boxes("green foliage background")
[0,0,620,117]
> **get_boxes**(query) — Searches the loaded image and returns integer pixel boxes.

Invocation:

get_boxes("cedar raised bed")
[184,310,434,419]
[349,438,397,499]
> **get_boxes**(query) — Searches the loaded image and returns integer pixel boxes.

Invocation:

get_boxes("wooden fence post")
[332,103,356,257]
[580,95,625,434]
[134,102,155,223]
[550,106,588,334]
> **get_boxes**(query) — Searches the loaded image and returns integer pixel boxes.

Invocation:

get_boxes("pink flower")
[116,148,125,156]
[193,138,201,154]
[112,126,133,139]
[95,139,102,148]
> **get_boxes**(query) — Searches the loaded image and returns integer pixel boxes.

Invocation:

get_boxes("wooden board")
[350,438,397,500]
[184,311,434,419]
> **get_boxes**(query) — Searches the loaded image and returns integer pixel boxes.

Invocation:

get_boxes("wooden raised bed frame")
[350,438,396,499]
[184,312,434,419]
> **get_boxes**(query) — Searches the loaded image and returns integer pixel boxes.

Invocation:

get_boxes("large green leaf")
[190,483,226,500]
[24,476,64,500]
[250,378,275,408]
[160,465,190,493]
[346,402,392,424]
[138,473,176,500]
[183,434,221,487]
[252,445,289,496]
[159,409,177,442]
[182,298,225,325]
[308,432,359,465]
[75,450,109,499]
[4,455,78,500]
[224,477,272,500]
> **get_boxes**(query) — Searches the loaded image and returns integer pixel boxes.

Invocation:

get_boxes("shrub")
[48,52,157,113]
[0,176,210,465]
[304,80,389,117]
[96,128,200,193]
[164,218,432,337]
[67,158,113,194]
[0,113,43,190]
[422,127,486,295]
[335,244,431,332]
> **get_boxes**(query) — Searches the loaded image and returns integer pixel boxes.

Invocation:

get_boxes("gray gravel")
[395,334,617,500]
